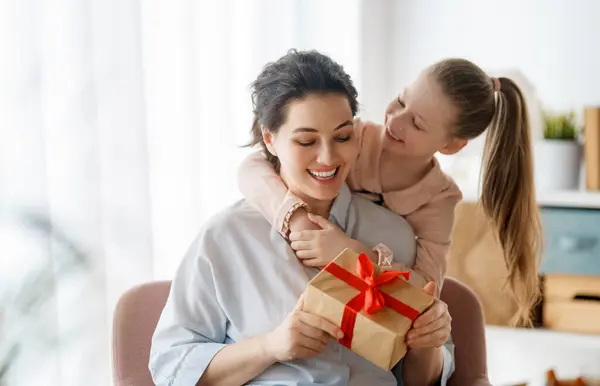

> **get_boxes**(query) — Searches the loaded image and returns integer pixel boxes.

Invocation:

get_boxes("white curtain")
[0,0,392,385]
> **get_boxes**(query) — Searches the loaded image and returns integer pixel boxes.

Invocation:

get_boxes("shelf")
[536,190,600,209]
[462,189,600,209]
[486,325,600,348]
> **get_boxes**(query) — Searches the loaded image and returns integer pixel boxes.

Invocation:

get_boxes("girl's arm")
[400,189,462,291]
[237,151,308,236]
[351,120,462,291]
[351,190,461,292]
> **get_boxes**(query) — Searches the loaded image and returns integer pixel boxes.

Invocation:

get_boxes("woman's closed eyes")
[294,134,353,147]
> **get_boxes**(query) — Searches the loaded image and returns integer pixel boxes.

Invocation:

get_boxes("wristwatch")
[373,243,393,269]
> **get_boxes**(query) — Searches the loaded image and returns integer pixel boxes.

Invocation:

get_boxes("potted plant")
[534,110,582,190]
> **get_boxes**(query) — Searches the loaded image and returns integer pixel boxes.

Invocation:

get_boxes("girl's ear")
[439,138,467,155]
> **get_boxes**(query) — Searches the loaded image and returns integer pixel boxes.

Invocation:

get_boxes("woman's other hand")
[289,213,354,268]
[405,282,452,349]
[261,293,344,362]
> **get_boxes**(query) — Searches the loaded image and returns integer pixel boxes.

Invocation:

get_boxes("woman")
[149,50,454,386]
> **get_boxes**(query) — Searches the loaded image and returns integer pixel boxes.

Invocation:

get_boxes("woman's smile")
[307,167,339,184]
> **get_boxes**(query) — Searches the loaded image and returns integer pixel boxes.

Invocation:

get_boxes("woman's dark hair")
[248,49,359,171]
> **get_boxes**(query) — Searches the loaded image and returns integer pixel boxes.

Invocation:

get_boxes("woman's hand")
[262,293,344,362]
[406,282,452,349]
[289,213,355,268]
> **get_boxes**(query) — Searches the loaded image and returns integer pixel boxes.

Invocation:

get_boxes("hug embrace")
[149,49,542,386]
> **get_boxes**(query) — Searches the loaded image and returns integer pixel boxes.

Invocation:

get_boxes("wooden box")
[543,274,600,334]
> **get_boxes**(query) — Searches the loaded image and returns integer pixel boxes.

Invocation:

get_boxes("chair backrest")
[112,280,171,386]
[442,277,492,386]
[112,277,490,386]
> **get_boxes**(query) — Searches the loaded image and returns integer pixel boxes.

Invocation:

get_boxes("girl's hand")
[406,282,452,349]
[289,213,354,268]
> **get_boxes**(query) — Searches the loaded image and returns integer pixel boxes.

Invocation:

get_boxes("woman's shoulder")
[188,200,269,254]
[348,192,417,267]
[180,200,273,268]
[200,199,269,237]
[350,192,412,228]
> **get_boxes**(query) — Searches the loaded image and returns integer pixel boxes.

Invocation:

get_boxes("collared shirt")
[149,185,454,385]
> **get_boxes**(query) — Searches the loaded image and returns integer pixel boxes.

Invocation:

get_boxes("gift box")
[303,248,435,370]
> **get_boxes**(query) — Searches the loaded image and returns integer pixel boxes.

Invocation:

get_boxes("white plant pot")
[534,140,581,191]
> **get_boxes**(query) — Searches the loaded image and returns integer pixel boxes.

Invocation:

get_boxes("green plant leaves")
[543,111,578,140]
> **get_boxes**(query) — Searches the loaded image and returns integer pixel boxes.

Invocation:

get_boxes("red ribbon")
[323,253,420,348]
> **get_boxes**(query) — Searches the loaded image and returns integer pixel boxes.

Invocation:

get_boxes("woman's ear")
[261,127,277,156]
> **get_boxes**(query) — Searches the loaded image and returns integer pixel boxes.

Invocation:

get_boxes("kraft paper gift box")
[303,248,435,370]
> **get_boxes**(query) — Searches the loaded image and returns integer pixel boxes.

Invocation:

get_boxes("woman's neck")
[379,150,435,192]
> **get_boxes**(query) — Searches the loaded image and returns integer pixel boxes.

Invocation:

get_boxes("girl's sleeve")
[237,151,308,237]
[346,119,385,193]
[395,187,462,290]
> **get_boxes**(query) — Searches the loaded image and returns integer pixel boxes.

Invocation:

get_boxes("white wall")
[390,0,600,112]
[355,1,394,121]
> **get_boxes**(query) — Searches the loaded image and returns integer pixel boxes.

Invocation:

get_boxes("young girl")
[238,58,542,327]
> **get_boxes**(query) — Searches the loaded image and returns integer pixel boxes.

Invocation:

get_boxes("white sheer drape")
[140,0,362,283]
[0,0,394,385]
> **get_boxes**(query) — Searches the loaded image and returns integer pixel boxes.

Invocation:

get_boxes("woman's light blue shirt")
[149,185,454,385]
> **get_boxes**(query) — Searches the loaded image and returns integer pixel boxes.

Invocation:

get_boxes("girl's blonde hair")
[430,59,543,327]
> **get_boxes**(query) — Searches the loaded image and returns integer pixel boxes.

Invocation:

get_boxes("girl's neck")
[379,150,435,192]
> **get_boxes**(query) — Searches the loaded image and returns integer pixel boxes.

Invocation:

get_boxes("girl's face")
[383,71,466,158]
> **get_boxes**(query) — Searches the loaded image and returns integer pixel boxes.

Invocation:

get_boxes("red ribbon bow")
[323,253,419,348]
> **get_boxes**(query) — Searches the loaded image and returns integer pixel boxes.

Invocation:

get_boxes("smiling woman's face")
[263,93,358,205]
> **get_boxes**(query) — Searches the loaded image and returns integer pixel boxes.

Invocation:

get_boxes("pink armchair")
[112,277,492,386]
[112,280,171,386]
